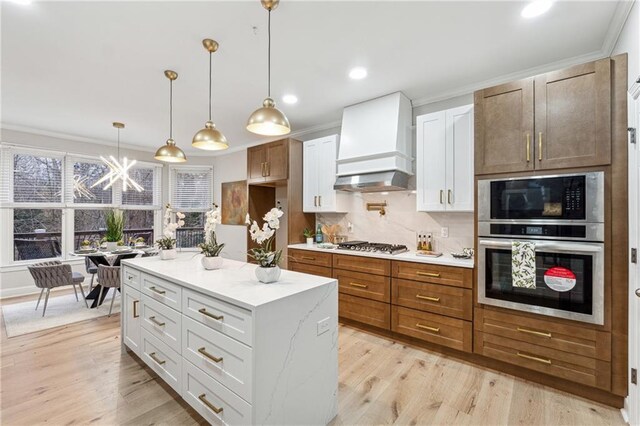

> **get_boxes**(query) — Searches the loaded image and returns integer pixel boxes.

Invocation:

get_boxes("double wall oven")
[477,172,605,325]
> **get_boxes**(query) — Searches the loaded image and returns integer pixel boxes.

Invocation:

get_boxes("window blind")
[66,157,113,205]
[170,166,213,210]
[122,166,161,208]
[11,151,63,204]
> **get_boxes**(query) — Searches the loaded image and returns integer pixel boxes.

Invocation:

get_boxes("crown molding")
[601,0,635,56]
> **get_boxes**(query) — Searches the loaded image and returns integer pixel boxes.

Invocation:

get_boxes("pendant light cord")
[209,51,213,121]
[268,9,271,98]
[169,78,173,139]
[117,127,120,159]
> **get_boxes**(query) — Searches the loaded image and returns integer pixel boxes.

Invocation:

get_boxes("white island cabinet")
[121,254,338,425]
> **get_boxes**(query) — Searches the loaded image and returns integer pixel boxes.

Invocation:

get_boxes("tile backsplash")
[317,191,474,253]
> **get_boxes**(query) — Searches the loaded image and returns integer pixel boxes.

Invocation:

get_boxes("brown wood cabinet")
[392,261,473,289]
[392,278,472,320]
[333,254,390,276]
[339,293,390,330]
[475,58,612,175]
[392,306,473,352]
[247,139,289,183]
[334,269,390,303]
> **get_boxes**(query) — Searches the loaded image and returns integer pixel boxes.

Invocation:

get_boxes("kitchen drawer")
[475,331,611,390]
[182,316,253,403]
[339,293,390,330]
[122,266,141,290]
[288,261,332,279]
[183,360,253,426]
[474,308,610,361]
[289,249,332,268]
[392,278,472,320]
[141,273,182,311]
[392,306,472,352]
[392,261,472,289]
[334,269,390,302]
[182,288,253,347]
[333,254,390,276]
[141,294,181,354]
[141,329,182,394]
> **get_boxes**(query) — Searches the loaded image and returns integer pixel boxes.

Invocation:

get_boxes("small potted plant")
[303,228,315,247]
[80,239,92,252]
[246,208,284,283]
[198,205,225,270]
[135,236,146,247]
[156,203,185,260]
[104,209,124,251]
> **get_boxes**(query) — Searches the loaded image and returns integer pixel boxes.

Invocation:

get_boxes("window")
[74,209,106,250]
[13,209,62,261]
[72,160,112,204]
[122,167,159,207]
[123,210,154,247]
[13,153,63,203]
[169,166,213,248]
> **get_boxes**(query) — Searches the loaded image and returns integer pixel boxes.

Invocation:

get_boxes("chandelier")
[93,122,143,192]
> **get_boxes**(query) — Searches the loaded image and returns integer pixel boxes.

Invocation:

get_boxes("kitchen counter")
[288,243,475,269]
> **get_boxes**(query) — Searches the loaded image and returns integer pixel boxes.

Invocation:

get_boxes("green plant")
[199,231,225,257]
[105,209,124,243]
[135,236,145,243]
[302,228,315,238]
[156,203,184,250]
[81,239,91,247]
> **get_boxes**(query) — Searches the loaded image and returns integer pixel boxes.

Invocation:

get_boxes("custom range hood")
[334,92,413,192]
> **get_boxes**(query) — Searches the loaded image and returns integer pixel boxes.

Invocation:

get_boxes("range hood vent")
[334,92,413,192]
[334,170,410,192]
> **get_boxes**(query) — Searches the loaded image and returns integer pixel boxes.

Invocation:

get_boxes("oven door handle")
[478,240,603,253]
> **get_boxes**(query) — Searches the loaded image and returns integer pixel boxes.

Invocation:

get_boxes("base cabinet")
[122,284,141,356]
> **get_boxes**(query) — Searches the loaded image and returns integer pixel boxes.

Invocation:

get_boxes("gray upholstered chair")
[84,257,98,291]
[97,265,120,317]
[27,261,87,317]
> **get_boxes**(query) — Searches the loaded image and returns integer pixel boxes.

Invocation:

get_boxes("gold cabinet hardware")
[447,189,452,205]
[517,352,551,365]
[149,316,165,327]
[261,162,266,177]
[439,190,444,204]
[133,300,139,318]
[301,256,315,261]
[538,132,543,161]
[149,286,166,295]
[149,352,166,365]
[198,347,223,363]
[416,271,441,278]
[517,327,552,338]
[198,394,223,414]
[415,323,440,333]
[199,308,223,321]
[416,294,440,302]
[526,133,531,162]
[127,274,134,281]
[266,162,271,176]
[348,282,368,289]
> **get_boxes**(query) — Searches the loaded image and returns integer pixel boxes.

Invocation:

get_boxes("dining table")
[70,248,155,308]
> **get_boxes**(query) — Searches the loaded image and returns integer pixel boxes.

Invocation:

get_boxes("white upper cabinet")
[303,135,348,213]
[417,105,474,212]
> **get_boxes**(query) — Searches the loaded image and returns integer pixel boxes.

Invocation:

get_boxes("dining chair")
[84,256,98,292]
[27,261,87,317]
[97,265,121,317]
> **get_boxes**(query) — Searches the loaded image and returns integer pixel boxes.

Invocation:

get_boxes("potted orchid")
[156,203,185,260]
[246,207,284,283]
[198,205,225,270]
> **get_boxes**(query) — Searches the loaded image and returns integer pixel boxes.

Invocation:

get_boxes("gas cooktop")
[337,241,409,255]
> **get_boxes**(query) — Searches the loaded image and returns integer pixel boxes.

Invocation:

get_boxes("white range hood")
[334,92,413,192]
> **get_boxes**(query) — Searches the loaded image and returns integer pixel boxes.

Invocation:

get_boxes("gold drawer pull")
[416,271,441,278]
[415,323,440,333]
[149,286,166,295]
[526,133,531,162]
[199,393,223,414]
[127,274,135,281]
[198,347,223,363]
[199,308,223,321]
[517,352,552,365]
[149,316,165,327]
[517,327,552,338]
[149,352,166,365]
[538,132,543,161]
[301,256,316,261]
[349,282,368,289]
[133,300,139,318]
[416,294,440,302]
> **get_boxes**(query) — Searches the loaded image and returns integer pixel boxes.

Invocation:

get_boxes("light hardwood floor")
[0,293,625,425]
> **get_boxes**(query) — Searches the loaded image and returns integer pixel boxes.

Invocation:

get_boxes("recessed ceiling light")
[349,67,368,80]
[9,0,32,5]
[521,0,553,18]
[282,94,298,104]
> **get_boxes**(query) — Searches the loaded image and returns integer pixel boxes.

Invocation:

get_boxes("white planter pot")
[255,266,281,283]
[105,241,118,252]
[201,256,223,270]
[306,238,314,247]
[160,248,177,260]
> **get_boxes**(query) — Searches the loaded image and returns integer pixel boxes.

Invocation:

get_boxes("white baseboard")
[0,280,90,300]
[620,404,629,425]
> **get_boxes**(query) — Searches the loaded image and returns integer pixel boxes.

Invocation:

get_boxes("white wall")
[612,0,639,87]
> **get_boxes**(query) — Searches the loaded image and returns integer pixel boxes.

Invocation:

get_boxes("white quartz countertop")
[122,254,337,310]
[288,243,475,269]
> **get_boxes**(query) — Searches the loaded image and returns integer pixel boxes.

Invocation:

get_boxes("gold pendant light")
[192,39,229,151]
[246,0,291,136]
[155,70,187,163]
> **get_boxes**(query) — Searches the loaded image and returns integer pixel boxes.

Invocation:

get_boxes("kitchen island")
[120,254,338,425]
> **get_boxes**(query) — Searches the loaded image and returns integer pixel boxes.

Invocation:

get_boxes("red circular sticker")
[544,267,577,292]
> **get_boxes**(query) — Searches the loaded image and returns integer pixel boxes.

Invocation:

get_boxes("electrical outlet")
[317,317,331,336]
[441,227,449,238]
[347,222,354,233]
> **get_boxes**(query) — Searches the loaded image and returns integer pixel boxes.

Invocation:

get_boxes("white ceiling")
[1,1,631,156]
